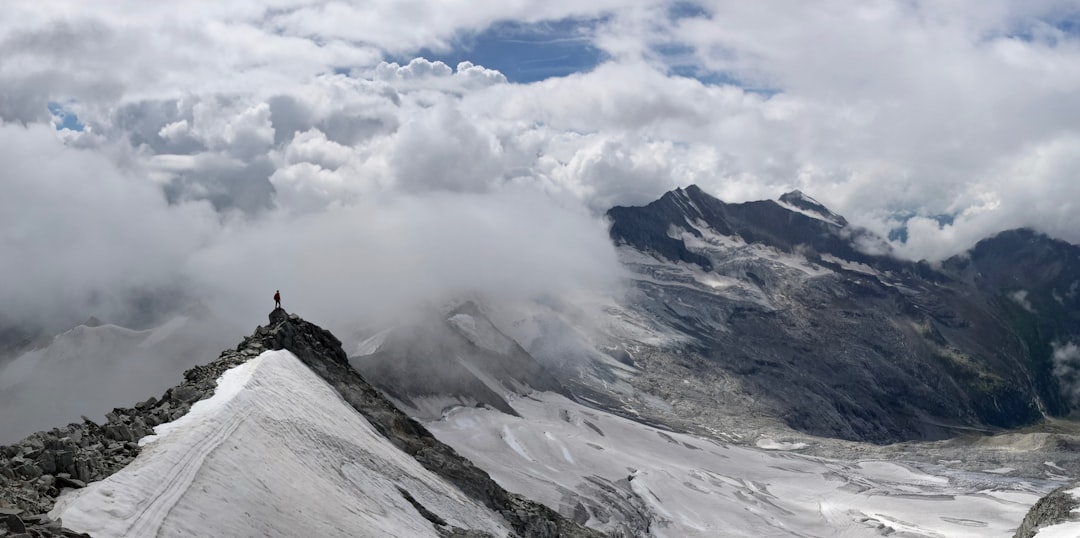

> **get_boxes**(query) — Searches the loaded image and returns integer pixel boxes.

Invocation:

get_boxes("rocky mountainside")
[599,185,1080,443]
[1,309,602,538]
[1012,483,1080,538]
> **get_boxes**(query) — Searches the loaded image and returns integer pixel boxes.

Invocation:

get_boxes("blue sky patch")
[668,1,709,21]
[407,16,608,83]
[48,102,85,131]
[888,212,957,243]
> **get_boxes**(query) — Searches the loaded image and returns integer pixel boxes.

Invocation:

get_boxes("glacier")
[427,391,1048,537]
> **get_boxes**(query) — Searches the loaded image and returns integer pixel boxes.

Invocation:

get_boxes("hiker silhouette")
[274,290,281,309]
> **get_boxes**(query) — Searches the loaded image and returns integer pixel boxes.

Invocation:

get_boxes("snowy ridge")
[53,350,511,538]
[777,190,848,227]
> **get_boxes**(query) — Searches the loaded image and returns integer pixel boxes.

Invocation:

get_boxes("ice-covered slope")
[428,392,1050,537]
[52,349,512,538]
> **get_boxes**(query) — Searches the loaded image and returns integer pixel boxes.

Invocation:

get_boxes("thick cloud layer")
[3,0,1080,329]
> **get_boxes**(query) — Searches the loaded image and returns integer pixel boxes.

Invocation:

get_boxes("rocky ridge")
[0,309,603,538]
[0,324,265,536]
[1012,483,1080,538]
[602,185,1080,443]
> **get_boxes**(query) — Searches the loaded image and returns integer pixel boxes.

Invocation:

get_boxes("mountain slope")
[53,349,513,537]
[428,391,1048,538]
[2,309,601,538]
[600,186,1080,443]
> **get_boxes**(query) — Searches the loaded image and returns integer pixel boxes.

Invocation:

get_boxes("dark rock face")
[606,185,1080,443]
[777,190,848,227]
[1013,484,1080,538]
[610,185,915,276]
[1,309,601,538]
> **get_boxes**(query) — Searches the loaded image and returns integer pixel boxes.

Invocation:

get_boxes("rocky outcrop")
[1,308,602,537]
[1013,484,1080,538]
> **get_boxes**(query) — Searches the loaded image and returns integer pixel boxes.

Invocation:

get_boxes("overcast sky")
[3,0,1080,331]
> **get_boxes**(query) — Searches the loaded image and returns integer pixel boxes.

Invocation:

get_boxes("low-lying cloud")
[1052,341,1080,407]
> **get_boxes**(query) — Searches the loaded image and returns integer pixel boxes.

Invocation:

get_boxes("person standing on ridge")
[274,290,281,309]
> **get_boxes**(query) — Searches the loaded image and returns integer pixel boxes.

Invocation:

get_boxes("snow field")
[52,350,510,538]
[427,392,1046,538]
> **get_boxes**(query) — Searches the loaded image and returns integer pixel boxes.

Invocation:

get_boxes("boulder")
[269,307,289,325]
[14,463,41,480]
[171,386,202,404]
[4,513,26,534]
[54,476,85,489]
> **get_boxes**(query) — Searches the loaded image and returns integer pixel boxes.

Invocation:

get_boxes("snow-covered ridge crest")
[53,350,513,537]
[3,308,602,538]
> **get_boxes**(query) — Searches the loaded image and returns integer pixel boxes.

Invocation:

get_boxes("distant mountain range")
[600,185,1080,443]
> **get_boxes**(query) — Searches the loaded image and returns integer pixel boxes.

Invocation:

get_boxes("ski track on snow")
[52,350,511,538]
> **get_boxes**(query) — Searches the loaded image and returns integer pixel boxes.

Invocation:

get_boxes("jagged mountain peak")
[777,189,848,227]
[609,185,897,273]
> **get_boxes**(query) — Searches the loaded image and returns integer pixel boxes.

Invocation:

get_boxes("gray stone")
[131,417,151,438]
[54,476,85,489]
[171,386,201,404]
[4,514,25,534]
[73,457,91,482]
[14,464,40,480]
[34,453,56,476]
[56,451,74,470]
[104,424,134,443]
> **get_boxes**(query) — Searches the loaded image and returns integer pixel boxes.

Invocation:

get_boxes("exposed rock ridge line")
[1013,483,1080,538]
[0,316,269,537]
